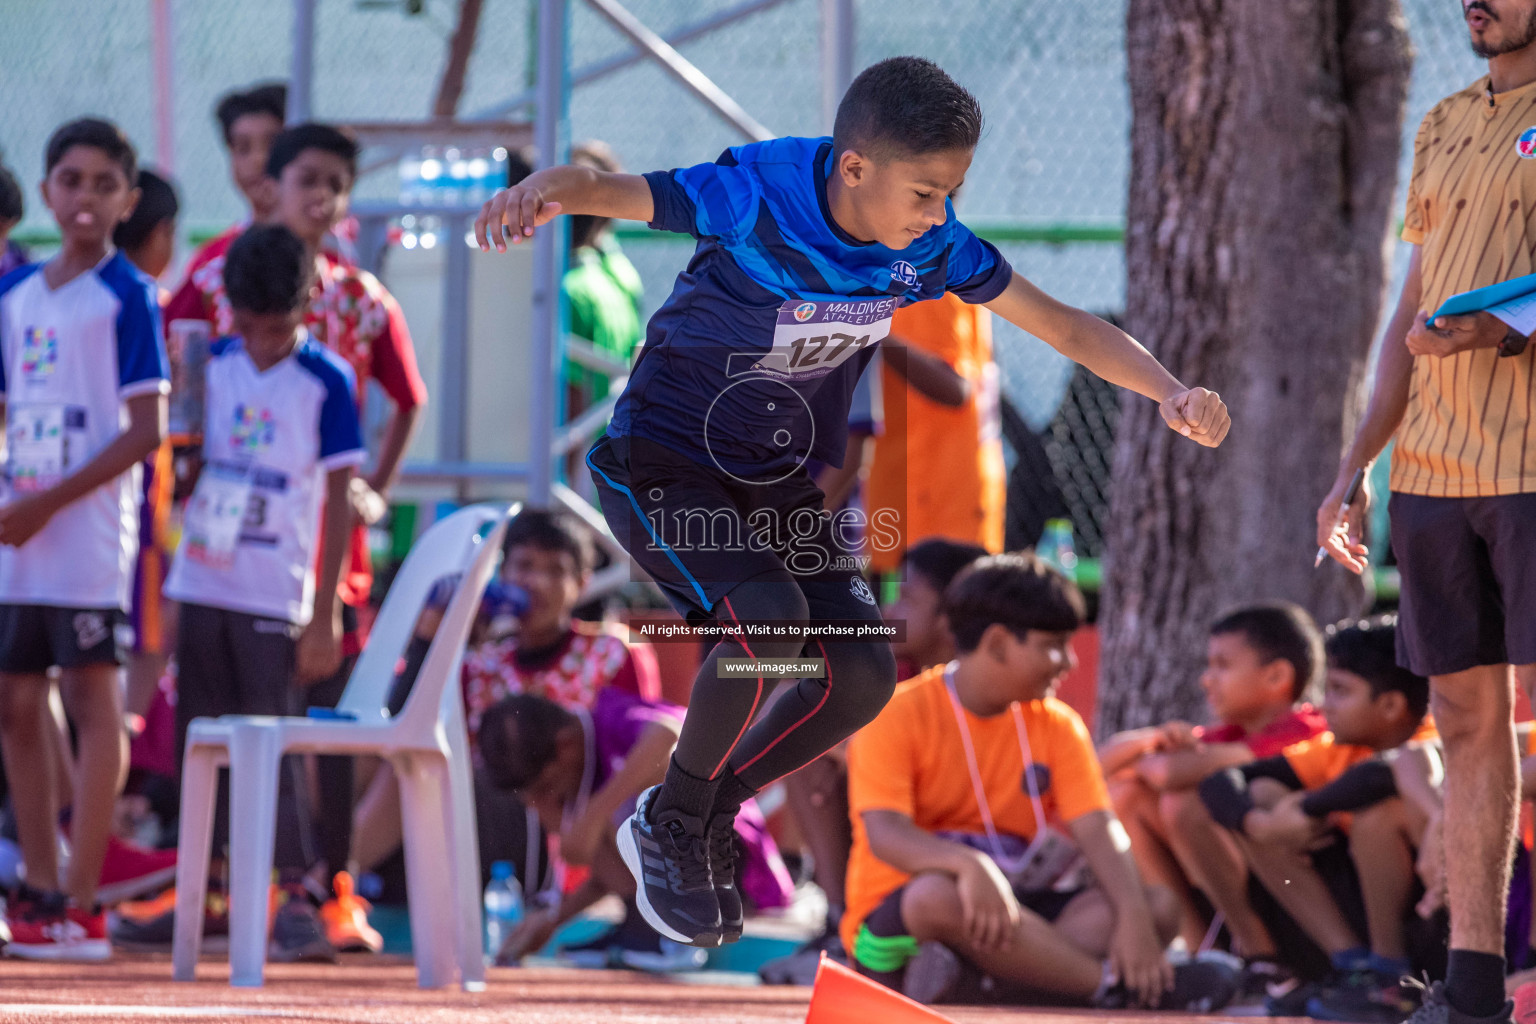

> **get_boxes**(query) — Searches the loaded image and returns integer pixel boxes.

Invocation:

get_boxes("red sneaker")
[6,897,110,962]
[94,835,176,905]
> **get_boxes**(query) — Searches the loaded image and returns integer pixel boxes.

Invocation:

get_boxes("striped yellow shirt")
[1395,76,1536,497]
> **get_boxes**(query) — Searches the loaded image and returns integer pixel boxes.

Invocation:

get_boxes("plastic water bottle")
[483,860,524,962]
[1038,518,1078,581]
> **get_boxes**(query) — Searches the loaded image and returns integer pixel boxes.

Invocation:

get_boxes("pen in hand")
[1315,468,1366,569]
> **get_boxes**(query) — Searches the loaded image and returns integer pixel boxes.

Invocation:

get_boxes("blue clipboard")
[1430,271,1536,320]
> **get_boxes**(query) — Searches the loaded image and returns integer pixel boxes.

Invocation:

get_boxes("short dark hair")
[215,82,288,146]
[45,118,137,181]
[832,56,983,161]
[1325,615,1430,722]
[0,163,22,223]
[943,552,1085,653]
[1210,603,1325,703]
[502,509,596,573]
[113,169,179,252]
[902,537,988,594]
[265,123,359,182]
[223,224,313,315]
[478,692,577,791]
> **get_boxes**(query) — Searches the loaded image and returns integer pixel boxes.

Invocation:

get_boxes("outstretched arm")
[474,166,654,252]
[982,272,1230,448]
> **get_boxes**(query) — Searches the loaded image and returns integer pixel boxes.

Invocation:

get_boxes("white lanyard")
[942,663,1050,863]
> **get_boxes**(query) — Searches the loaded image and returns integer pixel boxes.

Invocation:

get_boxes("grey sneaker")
[707,812,744,944]
[1096,951,1241,1011]
[617,786,721,948]
[267,886,337,964]
[1399,982,1514,1024]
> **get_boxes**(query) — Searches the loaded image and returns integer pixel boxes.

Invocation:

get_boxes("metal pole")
[440,214,471,472]
[150,0,175,173]
[583,0,773,142]
[820,0,854,134]
[528,0,569,508]
[289,0,316,123]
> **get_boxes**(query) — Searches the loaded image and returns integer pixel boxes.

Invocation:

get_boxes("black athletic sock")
[651,756,720,826]
[1444,949,1506,1018]
[851,896,911,989]
[710,766,757,817]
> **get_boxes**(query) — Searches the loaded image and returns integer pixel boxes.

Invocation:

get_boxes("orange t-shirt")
[842,664,1111,952]
[866,294,1006,572]
[1280,720,1439,831]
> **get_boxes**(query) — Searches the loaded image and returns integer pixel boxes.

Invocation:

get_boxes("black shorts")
[587,434,882,624]
[0,604,129,674]
[1389,492,1536,676]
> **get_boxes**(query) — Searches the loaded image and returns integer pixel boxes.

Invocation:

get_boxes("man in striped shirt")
[1317,3,1536,1020]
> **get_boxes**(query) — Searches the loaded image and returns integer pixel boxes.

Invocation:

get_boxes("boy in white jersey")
[163,224,364,963]
[0,118,170,960]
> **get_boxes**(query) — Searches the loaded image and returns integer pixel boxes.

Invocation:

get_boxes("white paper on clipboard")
[1488,293,1536,337]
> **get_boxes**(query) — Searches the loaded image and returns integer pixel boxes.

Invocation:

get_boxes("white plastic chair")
[172,502,516,990]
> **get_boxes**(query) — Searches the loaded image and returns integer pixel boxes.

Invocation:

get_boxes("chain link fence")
[0,0,1496,550]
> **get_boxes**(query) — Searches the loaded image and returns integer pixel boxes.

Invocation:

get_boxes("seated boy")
[352,510,660,893]
[479,688,792,971]
[1198,616,1437,1019]
[760,535,990,986]
[1101,603,1327,953]
[844,553,1240,1010]
[162,224,365,962]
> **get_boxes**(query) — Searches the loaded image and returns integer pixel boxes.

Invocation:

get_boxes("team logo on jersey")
[849,576,877,606]
[231,404,276,453]
[793,302,817,322]
[889,261,919,288]
[20,327,57,381]
[1519,127,1536,159]
[1022,763,1052,797]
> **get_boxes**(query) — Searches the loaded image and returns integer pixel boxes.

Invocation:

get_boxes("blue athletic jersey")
[608,136,1011,483]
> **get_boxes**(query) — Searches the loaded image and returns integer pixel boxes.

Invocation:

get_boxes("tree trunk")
[432,0,486,119]
[1098,0,1411,733]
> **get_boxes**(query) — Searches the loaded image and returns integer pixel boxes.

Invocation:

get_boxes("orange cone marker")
[804,953,959,1024]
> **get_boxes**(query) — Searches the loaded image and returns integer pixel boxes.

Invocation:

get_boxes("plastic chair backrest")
[389,505,512,738]
[336,504,513,722]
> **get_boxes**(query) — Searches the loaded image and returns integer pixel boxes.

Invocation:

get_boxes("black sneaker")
[1306,970,1424,1022]
[1398,982,1514,1024]
[616,786,721,948]
[267,886,338,964]
[1096,951,1242,1011]
[758,923,846,985]
[1241,956,1301,1001]
[707,811,743,944]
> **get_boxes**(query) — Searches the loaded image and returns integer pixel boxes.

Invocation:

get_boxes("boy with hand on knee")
[1101,603,1327,956]
[0,118,170,960]
[844,553,1240,1010]
[1198,616,1436,1018]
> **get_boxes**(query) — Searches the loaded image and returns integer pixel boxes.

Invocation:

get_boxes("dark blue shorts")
[587,434,881,625]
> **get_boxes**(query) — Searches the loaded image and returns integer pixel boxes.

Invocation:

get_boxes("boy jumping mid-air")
[475,56,1231,949]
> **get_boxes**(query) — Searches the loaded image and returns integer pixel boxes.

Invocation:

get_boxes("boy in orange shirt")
[844,553,1240,1009]
[1101,603,1327,953]
[1198,616,1435,1018]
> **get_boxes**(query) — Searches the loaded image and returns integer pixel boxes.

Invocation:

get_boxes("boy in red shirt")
[1101,603,1327,954]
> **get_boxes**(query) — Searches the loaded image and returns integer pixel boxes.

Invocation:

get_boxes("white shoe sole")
[5,939,111,962]
[616,812,694,946]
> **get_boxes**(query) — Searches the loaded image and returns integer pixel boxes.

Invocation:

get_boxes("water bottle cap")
[490,860,513,881]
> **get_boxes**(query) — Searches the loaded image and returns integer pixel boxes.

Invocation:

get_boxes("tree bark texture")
[433,0,486,119]
[1098,0,1411,732]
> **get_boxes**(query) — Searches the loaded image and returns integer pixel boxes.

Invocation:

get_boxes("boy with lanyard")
[0,118,170,959]
[845,553,1240,1009]
[1101,603,1328,959]
[1198,617,1438,1017]
[164,224,365,962]
[474,55,1231,951]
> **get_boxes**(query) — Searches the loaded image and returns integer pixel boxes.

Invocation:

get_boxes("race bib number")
[749,298,896,379]
[183,461,254,570]
[8,405,67,494]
